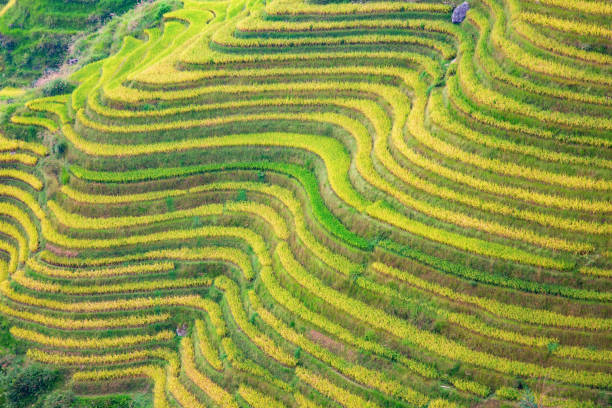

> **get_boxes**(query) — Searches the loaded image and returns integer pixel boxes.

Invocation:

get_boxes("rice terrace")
[0,0,610,406]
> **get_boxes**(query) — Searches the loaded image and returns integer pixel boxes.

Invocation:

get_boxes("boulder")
[452,2,470,24]
[176,323,188,337]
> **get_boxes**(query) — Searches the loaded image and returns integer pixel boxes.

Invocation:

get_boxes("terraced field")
[1,0,611,406]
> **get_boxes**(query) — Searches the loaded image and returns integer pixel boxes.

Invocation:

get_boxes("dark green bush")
[53,140,68,157]
[6,364,61,408]
[155,2,173,20]
[42,78,74,97]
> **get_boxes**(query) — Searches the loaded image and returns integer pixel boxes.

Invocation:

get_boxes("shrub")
[41,79,73,97]
[155,2,172,20]
[43,390,76,408]
[6,364,60,408]
[52,141,66,157]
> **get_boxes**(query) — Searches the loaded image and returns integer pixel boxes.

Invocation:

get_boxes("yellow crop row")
[194,319,223,370]
[294,393,325,408]
[13,268,212,295]
[445,312,552,348]
[372,263,611,330]
[520,11,612,39]
[251,291,430,406]
[0,0,16,18]
[165,353,208,408]
[27,347,160,365]
[555,344,612,363]
[449,378,489,397]
[276,243,612,387]
[180,336,238,408]
[41,215,272,270]
[62,184,188,203]
[82,79,612,222]
[39,246,252,282]
[0,260,7,282]
[12,326,173,349]
[580,266,612,278]
[0,202,38,251]
[0,186,47,226]
[238,14,457,38]
[481,0,612,86]
[220,336,293,392]
[238,385,284,408]
[296,368,381,408]
[27,99,71,125]
[238,384,285,408]
[83,68,611,214]
[57,341,199,408]
[132,48,439,85]
[0,133,48,156]
[0,239,18,274]
[368,201,570,269]
[502,0,612,65]
[10,115,59,132]
[0,301,169,330]
[265,0,451,15]
[428,400,461,408]
[63,179,358,276]
[49,198,288,241]
[521,0,612,14]
[73,364,169,408]
[0,169,43,190]
[512,19,612,65]
[468,8,611,104]
[0,281,225,335]
[0,220,29,265]
[448,74,610,149]
[0,152,37,166]
[457,31,612,130]
[434,88,611,170]
[215,275,297,366]
[259,265,438,379]
[27,258,175,279]
[70,104,589,262]
[212,19,455,59]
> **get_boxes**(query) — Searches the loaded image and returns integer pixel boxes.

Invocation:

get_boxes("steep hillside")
[0,0,611,407]
[0,0,177,88]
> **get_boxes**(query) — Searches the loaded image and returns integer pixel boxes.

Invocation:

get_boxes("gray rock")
[452,2,470,24]
[176,323,188,337]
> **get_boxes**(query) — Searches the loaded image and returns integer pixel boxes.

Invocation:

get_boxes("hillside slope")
[0,0,611,407]
[0,0,177,88]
